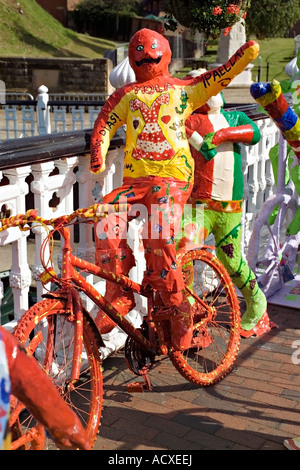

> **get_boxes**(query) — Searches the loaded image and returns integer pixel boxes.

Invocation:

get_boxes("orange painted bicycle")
[0,203,240,449]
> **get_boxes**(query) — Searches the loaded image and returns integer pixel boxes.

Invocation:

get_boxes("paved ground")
[94,300,300,451]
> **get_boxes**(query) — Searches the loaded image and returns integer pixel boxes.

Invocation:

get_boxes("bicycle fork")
[67,288,84,387]
[45,287,84,390]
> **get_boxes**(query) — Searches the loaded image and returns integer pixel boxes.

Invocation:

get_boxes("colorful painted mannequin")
[251,79,300,235]
[0,326,89,450]
[179,83,275,337]
[90,28,259,350]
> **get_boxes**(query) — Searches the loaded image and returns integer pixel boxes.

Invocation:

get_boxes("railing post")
[36,85,51,135]
[2,166,32,324]
[30,161,56,300]
[76,156,99,313]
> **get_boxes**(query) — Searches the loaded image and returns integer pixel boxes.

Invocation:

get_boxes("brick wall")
[0,57,114,95]
[36,0,66,23]
[36,0,77,26]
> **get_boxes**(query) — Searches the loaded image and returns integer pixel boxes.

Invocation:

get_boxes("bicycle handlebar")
[0,203,130,232]
[0,210,39,232]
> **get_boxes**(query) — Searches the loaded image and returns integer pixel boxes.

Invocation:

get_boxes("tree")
[73,0,141,39]
[74,0,140,15]
[246,0,300,39]
[163,0,249,39]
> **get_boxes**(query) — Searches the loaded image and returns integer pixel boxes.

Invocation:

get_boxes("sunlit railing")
[0,86,109,139]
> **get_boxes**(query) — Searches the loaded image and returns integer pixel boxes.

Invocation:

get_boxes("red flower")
[224,26,233,36]
[227,4,240,15]
[212,6,223,16]
[242,11,247,19]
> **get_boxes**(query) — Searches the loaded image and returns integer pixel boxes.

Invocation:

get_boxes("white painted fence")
[0,86,109,139]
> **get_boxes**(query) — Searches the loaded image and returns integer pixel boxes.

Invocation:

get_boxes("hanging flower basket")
[164,0,251,39]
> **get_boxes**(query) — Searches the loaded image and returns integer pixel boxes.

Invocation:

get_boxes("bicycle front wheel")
[11,298,103,450]
[169,248,241,386]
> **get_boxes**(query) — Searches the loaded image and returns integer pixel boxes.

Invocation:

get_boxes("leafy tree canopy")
[73,0,141,38]
[246,0,300,39]
[74,0,300,40]
[74,0,141,16]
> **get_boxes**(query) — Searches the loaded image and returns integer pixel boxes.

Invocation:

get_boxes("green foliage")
[246,0,300,39]
[190,0,249,38]
[72,0,140,39]
[163,0,250,39]
[73,0,140,15]
[250,38,295,82]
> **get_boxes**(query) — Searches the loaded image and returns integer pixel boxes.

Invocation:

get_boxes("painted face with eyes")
[129,28,172,81]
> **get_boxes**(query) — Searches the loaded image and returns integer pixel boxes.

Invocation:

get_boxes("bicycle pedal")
[126,381,146,393]
[126,373,153,393]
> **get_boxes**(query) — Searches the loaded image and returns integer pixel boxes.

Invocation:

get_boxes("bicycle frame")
[0,205,226,391]
[44,220,221,386]
[48,223,157,368]
[51,223,211,354]
[0,202,243,450]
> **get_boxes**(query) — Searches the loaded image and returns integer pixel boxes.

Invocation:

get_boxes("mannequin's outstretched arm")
[188,41,260,109]
[251,79,300,159]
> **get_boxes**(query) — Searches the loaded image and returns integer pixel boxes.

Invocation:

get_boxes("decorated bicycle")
[0,203,241,449]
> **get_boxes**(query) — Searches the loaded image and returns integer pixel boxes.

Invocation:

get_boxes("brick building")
[141,0,165,16]
[36,0,78,27]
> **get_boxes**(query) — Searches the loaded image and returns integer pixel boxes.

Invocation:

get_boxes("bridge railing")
[0,85,109,139]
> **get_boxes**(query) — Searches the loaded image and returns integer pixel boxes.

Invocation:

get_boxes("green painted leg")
[226,258,267,330]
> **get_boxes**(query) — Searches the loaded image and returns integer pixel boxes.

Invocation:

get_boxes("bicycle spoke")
[169,249,240,386]
[11,299,103,449]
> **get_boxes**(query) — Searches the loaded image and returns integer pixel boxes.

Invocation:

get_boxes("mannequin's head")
[197,93,225,114]
[129,28,171,81]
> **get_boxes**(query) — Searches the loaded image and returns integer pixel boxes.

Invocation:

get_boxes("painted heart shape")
[133,119,139,129]
[161,115,171,124]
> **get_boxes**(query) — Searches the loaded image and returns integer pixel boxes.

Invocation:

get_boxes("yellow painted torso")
[114,81,198,183]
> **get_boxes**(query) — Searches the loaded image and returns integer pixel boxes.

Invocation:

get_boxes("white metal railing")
[0,86,109,140]
[0,102,284,358]
[241,117,281,257]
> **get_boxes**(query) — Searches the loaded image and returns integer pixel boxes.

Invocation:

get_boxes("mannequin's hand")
[200,133,217,160]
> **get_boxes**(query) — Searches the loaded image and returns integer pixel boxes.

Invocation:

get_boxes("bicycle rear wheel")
[11,298,103,450]
[169,248,241,386]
